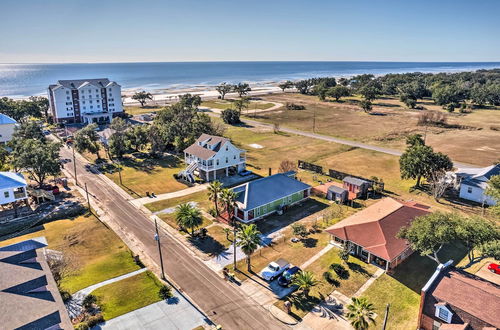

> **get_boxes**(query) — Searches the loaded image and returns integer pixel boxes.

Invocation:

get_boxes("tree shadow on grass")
[286,293,323,320]
[302,237,318,248]
[188,236,228,258]
[347,262,371,278]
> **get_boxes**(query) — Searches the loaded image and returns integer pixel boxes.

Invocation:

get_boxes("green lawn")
[202,99,275,110]
[124,105,162,115]
[92,271,163,320]
[157,213,213,234]
[104,154,189,197]
[275,247,378,319]
[0,214,140,294]
[362,242,468,329]
[145,190,211,213]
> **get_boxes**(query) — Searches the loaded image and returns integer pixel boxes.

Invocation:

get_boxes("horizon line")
[2,60,500,65]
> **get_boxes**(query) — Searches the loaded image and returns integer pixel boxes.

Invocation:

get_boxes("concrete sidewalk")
[130,184,208,207]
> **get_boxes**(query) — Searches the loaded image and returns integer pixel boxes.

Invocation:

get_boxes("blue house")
[232,171,311,222]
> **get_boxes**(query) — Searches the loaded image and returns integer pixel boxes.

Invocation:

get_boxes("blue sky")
[1,0,499,63]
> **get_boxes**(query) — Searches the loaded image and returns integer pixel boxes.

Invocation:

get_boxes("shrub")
[417,110,447,126]
[291,223,309,239]
[360,99,372,113]
[82,294,97,310]
[285,102,305,110]
[159,285,174,300]
[74,323,89,330]
[490,125,500,131]
[221,109,240,124]
[208,207,217,217]
[330,263,349,279]
[86,314,104,327]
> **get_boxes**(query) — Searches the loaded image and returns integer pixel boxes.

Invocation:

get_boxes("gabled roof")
[0,172,26,190]
[184,134,232,160]
[50,78,115,90]
[325,198,430,261]
[0,237,72,329]
[0,113,17,125]
[425,268,500,329]
[343,176,369,186]
[234,173,311,210]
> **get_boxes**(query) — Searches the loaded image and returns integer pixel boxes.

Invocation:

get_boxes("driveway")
[240,270,297,306]
[93,292,210,330]
[476,262,500,285]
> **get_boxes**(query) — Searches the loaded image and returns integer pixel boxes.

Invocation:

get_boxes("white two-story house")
[182,134,246,182]
[0,172,28,206]
[0,113,17,144]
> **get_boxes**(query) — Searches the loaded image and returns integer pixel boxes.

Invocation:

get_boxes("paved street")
[59,145,286,330]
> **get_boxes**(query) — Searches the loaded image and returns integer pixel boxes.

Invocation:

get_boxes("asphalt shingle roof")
[234,173,311,210]
[50,78,113,90]
[343,176,369,186]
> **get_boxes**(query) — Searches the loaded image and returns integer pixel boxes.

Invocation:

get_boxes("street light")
[154,218,166,280]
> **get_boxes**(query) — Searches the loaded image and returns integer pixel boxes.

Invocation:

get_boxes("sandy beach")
[122,83,284,106]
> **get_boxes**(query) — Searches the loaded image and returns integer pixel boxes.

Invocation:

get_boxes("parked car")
[488,263,500,274]
[278,266,301,287]
[260,258,290,281]
[239,170,252,177]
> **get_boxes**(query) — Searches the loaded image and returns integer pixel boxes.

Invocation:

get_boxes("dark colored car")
[488,263,500,274]
[278,266,301,287]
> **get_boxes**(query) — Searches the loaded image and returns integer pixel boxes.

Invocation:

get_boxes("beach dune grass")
[92,270,163,320]
[0,213,141,294]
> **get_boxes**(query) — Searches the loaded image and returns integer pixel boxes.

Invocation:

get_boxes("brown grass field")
[248,93,500,166]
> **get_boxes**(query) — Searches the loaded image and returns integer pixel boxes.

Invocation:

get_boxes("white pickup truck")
[260,258,290,281]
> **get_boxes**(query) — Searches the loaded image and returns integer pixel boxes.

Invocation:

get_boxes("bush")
[82,294,97,310]
[291,223,309,239]
[208,207,217,217]
[59,290,72,303]
[285,102,305,110]
[417,110,447,126]
[221,109,240,124]
[74,323,89,330]
[330,263,349,279]
[86,314,104,328]
[159,285,174,300]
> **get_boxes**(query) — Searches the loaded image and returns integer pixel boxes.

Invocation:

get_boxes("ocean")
[1,61,500,98]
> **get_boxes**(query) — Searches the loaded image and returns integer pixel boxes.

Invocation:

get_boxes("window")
[109,88,112,91]
[96,89,99,92]
[83,106,86,110]
[90,106,93,109]
[82,101,85,104]
[432,321,441,330]
[225,157,228,163]
[226,146,228,151]
[66,96,70,100]
[4,191,9,198]
[66,91,70,95]
[234,155,236,159]
[216,159,219,166]
[435,305,452,323]
[467,187,472,193]
[97,105,100,108]
[89,100,93,104]
[82,95,85,99]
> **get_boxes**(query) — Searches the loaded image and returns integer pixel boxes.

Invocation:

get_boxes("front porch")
[331,237,389,271]
[82,112,112,124]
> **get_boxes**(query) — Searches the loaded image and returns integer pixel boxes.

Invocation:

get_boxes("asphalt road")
[59,146,286,330]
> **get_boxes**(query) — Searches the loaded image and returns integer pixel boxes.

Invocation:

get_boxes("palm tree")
[236,224,261,271]
[291,271,319,297]
[220,188,237,223]
[175,203,203,236]
[346,297,376,330]
[207,180,223,216]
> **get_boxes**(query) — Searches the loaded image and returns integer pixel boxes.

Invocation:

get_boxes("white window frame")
[435,305,452,323]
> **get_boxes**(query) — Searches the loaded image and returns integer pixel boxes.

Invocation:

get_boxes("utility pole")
[233,220,237,270]
[72,147,78,186]
[312,109,316,133]
[117,161,123,185]
[154,218,166,280]
[84,183,90,211]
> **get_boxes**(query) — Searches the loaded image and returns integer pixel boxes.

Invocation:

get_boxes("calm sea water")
[1,61,500,98]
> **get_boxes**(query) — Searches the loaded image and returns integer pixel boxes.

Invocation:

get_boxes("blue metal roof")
[0,113,17,125]
[0,172,26,190]
[233,173,311,211]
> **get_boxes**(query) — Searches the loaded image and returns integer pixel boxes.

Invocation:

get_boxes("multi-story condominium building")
[47,78,123,124]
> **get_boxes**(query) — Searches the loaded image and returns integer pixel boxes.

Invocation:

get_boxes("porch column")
[213,170,216,180]
[244,211,248,221]
[367,252,371,264]
[225,167,228,176]
[385,260,390,271]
